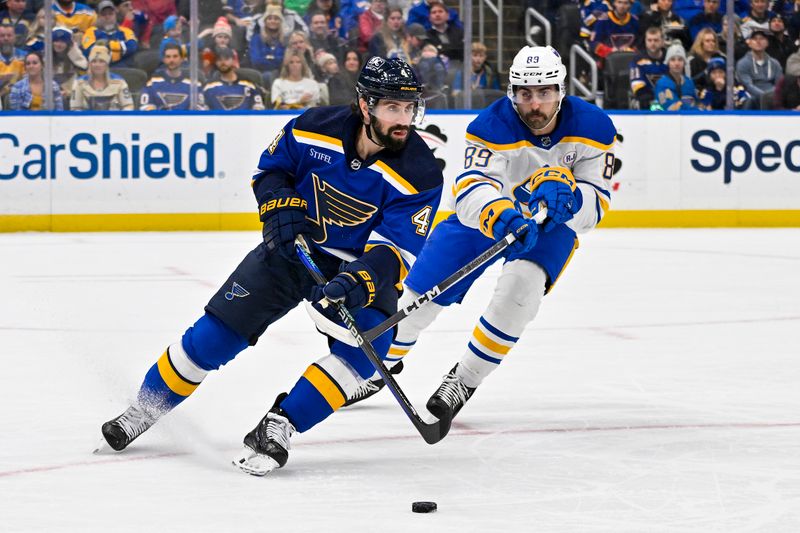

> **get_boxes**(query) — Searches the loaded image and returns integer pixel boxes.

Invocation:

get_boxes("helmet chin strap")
[530,98,562,135]
[364,116,385,148]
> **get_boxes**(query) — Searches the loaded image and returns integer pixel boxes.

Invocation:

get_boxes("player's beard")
[371,120,411,151]
[521,107,556,132]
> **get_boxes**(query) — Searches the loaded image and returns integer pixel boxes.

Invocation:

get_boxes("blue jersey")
[253,106,443,286]
[629,52,668,97]
[655,73,697,109]
[139,71,202,110]
[202,77,265,111]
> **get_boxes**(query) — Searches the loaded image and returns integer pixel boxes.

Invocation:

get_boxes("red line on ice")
[2,421,799,479]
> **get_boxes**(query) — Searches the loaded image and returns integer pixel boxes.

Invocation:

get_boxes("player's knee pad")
[486,260,547,333]
[330,307,392,379]
[181,312,249,371]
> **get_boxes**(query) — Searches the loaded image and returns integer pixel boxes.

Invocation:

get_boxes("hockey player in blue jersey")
[324,45,617,432]
[98,57,444,471]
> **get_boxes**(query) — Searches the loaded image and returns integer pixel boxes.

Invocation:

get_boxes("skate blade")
[232,446,280,476]
[93,436,113,455]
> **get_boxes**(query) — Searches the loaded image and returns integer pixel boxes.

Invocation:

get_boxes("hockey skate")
[426,364,476,429]
[96,404,158,452]
[233,393,296,476]
[343,360,404,407]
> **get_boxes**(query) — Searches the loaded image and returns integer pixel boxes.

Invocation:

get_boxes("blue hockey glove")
[492,208,538,254]
[528,167,582,233]
[260,188,310,261]
[310,260,377,315]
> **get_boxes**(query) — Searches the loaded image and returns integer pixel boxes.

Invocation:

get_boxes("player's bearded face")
[369,100,416,151]
[514,85,560,131]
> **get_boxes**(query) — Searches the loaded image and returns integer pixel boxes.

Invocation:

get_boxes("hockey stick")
[306,204,549,347]
[294,235,449,445]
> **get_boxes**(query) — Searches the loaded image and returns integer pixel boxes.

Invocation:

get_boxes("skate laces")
[116,405,154,440]
[351,378,380,400]
[437,371,470,408]
[264,412,295,451]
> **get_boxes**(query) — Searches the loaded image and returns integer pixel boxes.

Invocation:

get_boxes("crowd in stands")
[1,0,798,111]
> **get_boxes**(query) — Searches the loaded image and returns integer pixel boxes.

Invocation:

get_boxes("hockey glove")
[528,167,582,233]
[492,208,537,255]
[310,260,378,315]
[260,188,310,261]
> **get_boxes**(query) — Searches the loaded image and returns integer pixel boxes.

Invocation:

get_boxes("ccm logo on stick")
[690,129,800,184]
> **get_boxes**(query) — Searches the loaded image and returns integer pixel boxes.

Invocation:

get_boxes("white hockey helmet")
[507,45,567,103]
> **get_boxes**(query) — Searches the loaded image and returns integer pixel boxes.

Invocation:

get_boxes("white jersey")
[453,95,616,236]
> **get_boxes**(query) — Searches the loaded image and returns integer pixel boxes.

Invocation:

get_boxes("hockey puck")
[412,501,437,513]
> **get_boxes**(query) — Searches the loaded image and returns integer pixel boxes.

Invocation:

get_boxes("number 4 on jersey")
[412,205,433,235]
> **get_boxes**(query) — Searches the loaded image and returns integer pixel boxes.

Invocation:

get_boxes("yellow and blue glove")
[528,166,582,232]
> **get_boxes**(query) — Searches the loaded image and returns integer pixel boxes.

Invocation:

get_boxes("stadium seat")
[602,51,636,109]
[110,67,149,104]
[133,50,162,76]
[556,4,581,66]
[236,68,265,89]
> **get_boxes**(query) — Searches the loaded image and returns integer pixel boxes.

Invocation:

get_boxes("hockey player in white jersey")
[337,45,617,431]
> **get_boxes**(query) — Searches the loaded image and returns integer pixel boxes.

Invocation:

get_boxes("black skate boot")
[343,360,404,407]
[233,393,296,476]
[426,364,476,429]
[99,404,158,452]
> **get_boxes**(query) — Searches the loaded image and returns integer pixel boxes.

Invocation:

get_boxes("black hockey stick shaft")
[294,235,448,445]
[361,229,520,342]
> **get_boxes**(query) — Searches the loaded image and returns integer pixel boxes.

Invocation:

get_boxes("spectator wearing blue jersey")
[654,42,697,108]
[688,0,722,40]
[249,6,285,84]
[9,50,63,109]
[81,0,138,66]
[415,41,446,91]
[630,25,668,108]
[698,56,751,108]
[591,0,639,62]
[203,45,266,110]
[140,42,202,110]
[406,0,461,30]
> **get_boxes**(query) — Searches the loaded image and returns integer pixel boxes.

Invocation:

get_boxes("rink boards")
[1,110,799,231]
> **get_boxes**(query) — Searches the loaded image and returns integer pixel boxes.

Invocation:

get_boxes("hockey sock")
[281,308,392,432]
[458,260,546,388]
[137,313,248,414]
[280,353,364,433]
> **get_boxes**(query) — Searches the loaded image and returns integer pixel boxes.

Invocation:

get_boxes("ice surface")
[2,229,799,532]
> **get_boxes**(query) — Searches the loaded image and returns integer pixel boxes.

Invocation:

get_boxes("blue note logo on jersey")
[309,173,378,244]
[225,282,250,300]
